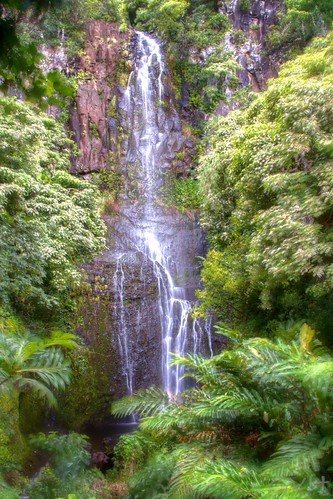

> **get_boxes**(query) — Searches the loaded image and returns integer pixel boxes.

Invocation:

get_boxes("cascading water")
[113,31,210,395]
[113,256,133,394]
[80,31,213,402]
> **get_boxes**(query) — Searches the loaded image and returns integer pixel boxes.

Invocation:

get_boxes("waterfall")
[113,256,133,394]
[113,31,208,396]
[79,30,212,401]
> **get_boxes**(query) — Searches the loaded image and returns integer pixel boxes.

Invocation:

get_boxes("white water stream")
[113,32,212,395]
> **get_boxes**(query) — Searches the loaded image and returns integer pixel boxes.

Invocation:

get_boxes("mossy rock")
[0,393,27,473]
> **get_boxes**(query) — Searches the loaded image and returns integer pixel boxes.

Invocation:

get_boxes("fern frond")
[190,400,239,423]
[298,361,333,401]
[16,377,57,407]
[213,324,242,344]
[263,433,323,478]
[189,458,263,499]
[111,386,170,418]
[171,353,231,387]
[169,445,211,498]
[19,348,71,389]
[214,387,272,411]
[139,407,190,433]
[252,480,313,498]
[42,330,78,349]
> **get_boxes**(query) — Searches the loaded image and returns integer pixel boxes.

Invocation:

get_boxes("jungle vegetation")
[109,29,333,498]
[1,0,333,497]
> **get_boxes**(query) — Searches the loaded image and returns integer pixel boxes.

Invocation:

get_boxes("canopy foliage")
[0,97,106,316]
[198,33,333,334]
[112,323,333,498]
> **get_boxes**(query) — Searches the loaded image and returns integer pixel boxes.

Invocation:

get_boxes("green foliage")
[126,449,176,498]
[0,392,26,474]
[30,0,127,58]
[173,177,201,211]
[0,328,76,407]
[0,97,106,316]
[239,0,250,12]
[112,386,170,418]
[30,432,90,479]
[27,432,98,498]
[0,323,76,483]
[162,173,202,212]
[112,323,333,497]
[90,168,123,197]
[133,0,189,39]
[0,0,76,104]
[126,0,230,113]
[198,32,333,332]
[267,0,333,51]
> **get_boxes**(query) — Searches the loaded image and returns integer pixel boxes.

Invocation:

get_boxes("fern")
[188,458,263,499]
[263,433,324,478]
[112,323,333,496]
[298,361,333,401]
[0,329,73,405]
[111,386,170,418]
[139,407,191,433]
[169,446,211,498]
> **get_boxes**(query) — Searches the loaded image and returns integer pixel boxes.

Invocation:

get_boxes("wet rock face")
[79,256,162,398]
[220,0,284,92]
[69,21,132,174]
[72,30,209,410]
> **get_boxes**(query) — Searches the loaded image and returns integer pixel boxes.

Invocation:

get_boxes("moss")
[0,393,27,473]
[88,122,100,139]
[19,392,46,436]
[239,0,251,12]
[57,301,117,428]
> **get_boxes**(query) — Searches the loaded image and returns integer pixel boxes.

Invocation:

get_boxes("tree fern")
[263,433,324,478]
[111,386,170,418]
[139,407,191,433]
[187,458,263,499]
[0,329,74,405]
[169,446,212,498]
[172,352,237,389]
[112,323,333,496]
[297,361,333,402]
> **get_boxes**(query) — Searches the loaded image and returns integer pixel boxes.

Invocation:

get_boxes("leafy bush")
[267,0,333,51]
[27,432,98,498]
[0,97,105,317]
[198,32,333,332]
[112,323,333,497]
[127,450,176,498]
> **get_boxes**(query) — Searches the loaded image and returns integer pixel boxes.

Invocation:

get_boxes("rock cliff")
[65,3,285,424]
[220,0,284,92]
[69,21,132,174]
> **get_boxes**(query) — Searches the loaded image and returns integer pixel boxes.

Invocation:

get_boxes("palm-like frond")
[252,480,315,498]
[139,407,190,433]
[263,433,324,478]
[171,352,237,388]
[187,458,264,499]
[16,377,58,407]
[211,387,279,418]
[19,348,71,389]
[41,330,78,350]
[111,386,170,418]
[112,323,333,496]
[169,446,211,498]
[0,330,73,405]
[297,361,333,402]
